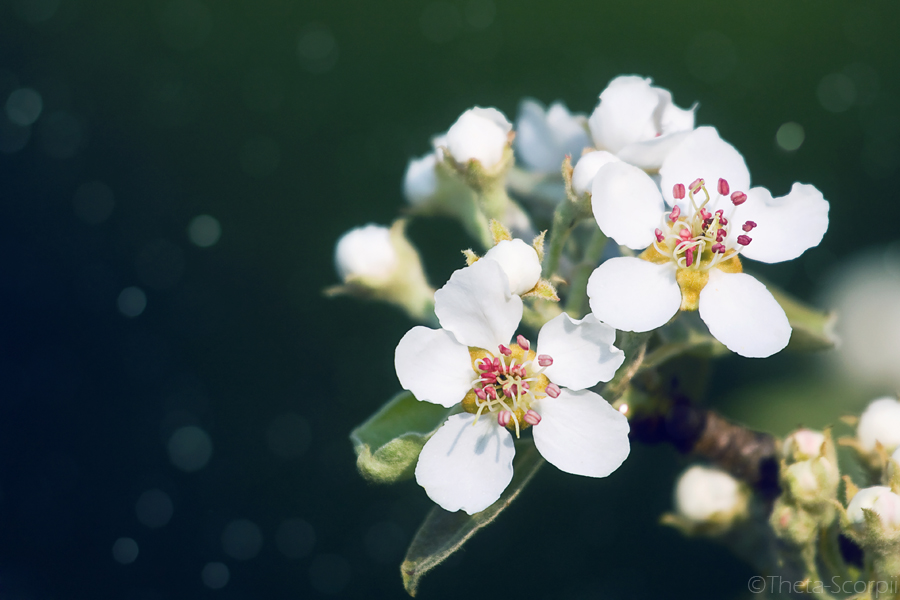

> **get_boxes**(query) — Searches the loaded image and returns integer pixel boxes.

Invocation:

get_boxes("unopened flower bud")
[571,151,619,196]
[403,153,439,206]
[446,107,512,170]
[335,224,398,284]
[847,486,900,531]
[483,239,542,295]
[717,178,729,196]
[730,191,747,206]
[674,465,748,525]
[857,397,900,453]
[783,429,826,462]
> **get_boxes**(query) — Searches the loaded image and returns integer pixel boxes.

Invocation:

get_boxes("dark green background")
[0,0,897,598]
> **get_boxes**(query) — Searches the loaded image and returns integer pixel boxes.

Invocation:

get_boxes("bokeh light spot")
[221,519,263,561]
[297,24,338,73]
[275,518,315,559]
[5,88,43,126]
[776,122,805,152]
[112,537,139,564]
[167,425,213,472]
[817,73,856,113]
[73,180,115,224]
[201,562,229,589]
[118,287,147,318]
[188,214,221,248]
[135,489,174,528]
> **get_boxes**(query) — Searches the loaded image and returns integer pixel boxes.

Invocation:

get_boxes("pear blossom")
[514,99,591,174]
[857,397,900,453]
[586,127,830,358]
[847,486,900,530]
[674,465,745,523]
[445,107,512,170]
[394,253,629,514]
[588,75,696,171]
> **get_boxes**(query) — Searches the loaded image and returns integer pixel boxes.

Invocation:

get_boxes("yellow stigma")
[640,246,742,312]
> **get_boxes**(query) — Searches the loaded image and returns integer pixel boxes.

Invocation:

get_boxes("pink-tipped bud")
[545,383,561,398]
[717,178,730,196]
[737,234,752,246]
[537,354,553,367]
[685,247,694,267]
[516,334,530,351]
[742,220,757,232]
[523,410,542,426]
[689,178,704,193]
[499,344,512,356]
[672,183,686,200]
[716,229,726,242]
[654,228,665,243]
[669,205,681,222]
[712,243,726,254]
[497,410,512,427]
[731,191,747,206]
[699,208,711,221]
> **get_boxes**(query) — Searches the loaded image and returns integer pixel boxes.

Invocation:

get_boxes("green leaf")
[350,391,451,484]
[767,284,837,352]
[400,439,543,596]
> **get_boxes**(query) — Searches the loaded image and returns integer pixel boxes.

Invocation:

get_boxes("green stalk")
[564,226,607,317]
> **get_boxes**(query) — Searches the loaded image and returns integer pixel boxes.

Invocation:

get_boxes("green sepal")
[350,391,452,484]
[400,439,544,597]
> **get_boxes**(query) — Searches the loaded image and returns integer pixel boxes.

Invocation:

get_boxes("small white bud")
[782,428,825,462]
[402,153,439,206]
[674,465,745,523]
[335,224,397,283]
[445,107,512,169]
[857,397,900,453]
[571,151,619,196]
[847,486,900,530]
[483,239,541,296]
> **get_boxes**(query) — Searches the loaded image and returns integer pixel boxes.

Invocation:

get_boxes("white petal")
[483,240,542,295]
[536,313,624,389]
[515,99,590,174]
[446,107,511,169]
[659,127,750,205]
[857,397,900,453]
[659,96,696,136]
[698,270,791,358]
[587,257,680,332]
[434,258,523,351]
[735,183,829,264]
[588,76,660,154]
[402,153,438,205]
[591,161,665,250]
[415,413,515,514]
[616,131,692,171]
[532,388,630,477]
[394,327,474,408]
[571,150,620,196]
[335,224,397,282]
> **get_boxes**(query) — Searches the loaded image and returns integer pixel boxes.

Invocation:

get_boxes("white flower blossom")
[394,254,628,514]
[571,150,619,196]
[588,75,696,171]
[514,99,591,174]
[857,397,900,453]
[674,465,744,523]
[445,107,512,170]
[847,486,900,530]
[335,224,397,283]
[586,127,830,358]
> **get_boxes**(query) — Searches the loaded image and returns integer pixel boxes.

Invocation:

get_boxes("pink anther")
[742,220,757,232]
[654,228,665,243]
[685,247,694,267]
[712,243,726,254]
[474,386,487,400]
[669,205,681,222]
[730,191,747,206]
[737,235,752,246]
[545,383,561,398]
[699,208,711,221]
[537,354,553,367]
[506,384,518,397]
[672,183,686,200]
[516,334,530,351]
[497,410,512,427]
[717,178,730,196]
[716,229,726,242]
[523,410,542,426]
[485,386,498,399]
[499,345,512,356]
[679,228,692,241]
[689,178,704,193]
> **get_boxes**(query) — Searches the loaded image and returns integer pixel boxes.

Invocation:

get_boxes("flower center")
[460,334,554,436]
[639,178,755,310]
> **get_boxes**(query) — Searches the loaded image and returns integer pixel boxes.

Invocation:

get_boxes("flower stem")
[564,226,607,317]
[542,200,584,278]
